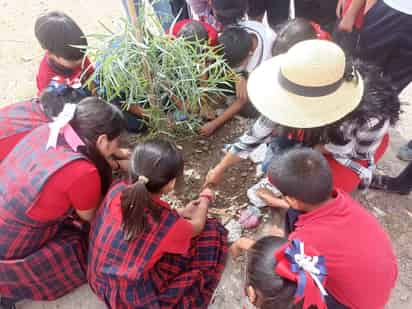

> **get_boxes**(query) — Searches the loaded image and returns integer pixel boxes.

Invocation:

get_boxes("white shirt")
[383,0,412,15]
[238,20,276,73]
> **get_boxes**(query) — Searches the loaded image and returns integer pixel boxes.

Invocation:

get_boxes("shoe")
[369,175,410,195]
[397,143,412,161]
[0,297,16,309]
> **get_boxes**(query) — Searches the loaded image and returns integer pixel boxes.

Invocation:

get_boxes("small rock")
[241,172,248,177]
[400,295,409,302]
[229,177,236,182]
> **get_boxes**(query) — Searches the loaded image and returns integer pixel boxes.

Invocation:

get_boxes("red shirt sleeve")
[36,54,55,96]
[27,160,101,221]
[158,217,193,255]
[145,216,193,270]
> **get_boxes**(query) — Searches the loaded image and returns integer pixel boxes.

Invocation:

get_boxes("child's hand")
[336,0,345,18]
[338,11,356,32]
[200,120,218,137]
[256,188,275,201]
[204,166,224,188]
[178,199,201,218]
[114,148,132,160]
[230,238,256,259]
[257,188,289,209]
[199,188,214,203]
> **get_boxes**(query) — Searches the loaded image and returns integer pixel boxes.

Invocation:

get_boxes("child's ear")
[161,178,177,194]
[246,285,257,305]
[285,196,300,210]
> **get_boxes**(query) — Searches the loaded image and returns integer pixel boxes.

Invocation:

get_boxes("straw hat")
[247,39,364,128]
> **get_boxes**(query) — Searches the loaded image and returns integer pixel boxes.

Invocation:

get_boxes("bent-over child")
[35,11,94,95]
[88,139,228,308]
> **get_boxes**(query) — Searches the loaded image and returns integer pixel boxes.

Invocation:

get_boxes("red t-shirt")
[289,190,398,309]
[169,19,218,46]
[110,193,193,271]
[0,134,101,221]
[343,0,365,29]
[36,53,94,96]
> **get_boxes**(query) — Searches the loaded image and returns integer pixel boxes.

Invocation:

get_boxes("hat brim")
[247,56,364,128]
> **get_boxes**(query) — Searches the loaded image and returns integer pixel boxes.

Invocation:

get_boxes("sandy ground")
[0,0,411,308]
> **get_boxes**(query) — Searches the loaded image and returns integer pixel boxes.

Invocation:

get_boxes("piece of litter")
[372,207,386,217]
[249,143,268,164]
[225,219,242,242]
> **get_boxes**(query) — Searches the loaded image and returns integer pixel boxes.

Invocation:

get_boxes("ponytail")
[121,176,162,241]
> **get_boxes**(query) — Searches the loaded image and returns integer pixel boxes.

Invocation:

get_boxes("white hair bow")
[46,104,84,151]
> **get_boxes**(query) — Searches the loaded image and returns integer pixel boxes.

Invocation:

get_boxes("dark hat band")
[278,70,344,97]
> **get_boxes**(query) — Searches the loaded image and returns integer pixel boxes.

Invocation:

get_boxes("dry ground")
[0,1,411,308]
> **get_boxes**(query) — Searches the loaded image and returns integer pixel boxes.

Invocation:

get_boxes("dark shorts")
[253,0,338,29]
[360,0,412,92]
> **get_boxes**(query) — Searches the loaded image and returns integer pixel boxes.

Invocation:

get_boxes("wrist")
[199,194,213,203]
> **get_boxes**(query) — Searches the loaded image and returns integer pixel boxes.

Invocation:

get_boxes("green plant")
[86,15,234,137]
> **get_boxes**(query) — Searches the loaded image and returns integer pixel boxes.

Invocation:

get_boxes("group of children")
[0,0,411,308]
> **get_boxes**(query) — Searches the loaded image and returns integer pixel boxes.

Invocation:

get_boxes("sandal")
[369,175,410,195]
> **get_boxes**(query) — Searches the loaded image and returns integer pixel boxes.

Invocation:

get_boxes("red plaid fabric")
[0,99,48,140]
[88,182,228,309]
[0,125,89,300]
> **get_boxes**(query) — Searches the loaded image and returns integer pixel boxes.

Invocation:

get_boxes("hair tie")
[274,239,328,309]
[137,175,149,185]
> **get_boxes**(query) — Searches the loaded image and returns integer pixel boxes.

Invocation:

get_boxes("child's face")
[49,53,83,69]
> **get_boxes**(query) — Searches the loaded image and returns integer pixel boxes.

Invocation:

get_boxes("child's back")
[88,140,228,308]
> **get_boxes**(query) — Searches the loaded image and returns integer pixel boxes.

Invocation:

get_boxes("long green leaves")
[86,18,234,137]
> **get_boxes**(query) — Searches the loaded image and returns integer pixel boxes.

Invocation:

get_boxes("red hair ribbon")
[275,239,328,309]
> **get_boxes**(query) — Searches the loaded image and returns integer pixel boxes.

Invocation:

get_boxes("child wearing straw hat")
[205,39,400,225]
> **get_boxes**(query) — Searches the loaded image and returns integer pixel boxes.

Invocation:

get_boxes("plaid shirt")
[0,125,88,300]
[228,116,390,184]
[88,182,228,308]
[0,99,48,141]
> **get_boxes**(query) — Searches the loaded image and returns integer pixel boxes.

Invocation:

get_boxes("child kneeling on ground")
[88,139,228,308]
[35,11,94,95]
[232,148,398,309]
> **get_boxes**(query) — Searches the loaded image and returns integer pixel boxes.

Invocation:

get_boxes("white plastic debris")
[247,178,282,208]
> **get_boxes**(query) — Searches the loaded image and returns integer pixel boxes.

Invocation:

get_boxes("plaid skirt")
[94,218,228,309]
[0,219,88,301]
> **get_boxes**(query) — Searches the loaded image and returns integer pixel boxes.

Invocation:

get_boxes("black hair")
[268,148,333,205]
[211,0,248,26]
[35,11,87,60]
[276,59,401,148]
[247,236,303,309]
[177,21,209,42]
[70,97,126,194]
[121,139,184,241]
[39,86,88,119]
[272,18,317,56]
[218,26,253,68]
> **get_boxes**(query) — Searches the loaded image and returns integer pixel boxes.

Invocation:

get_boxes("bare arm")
[204,151,242,187]
[200,97,248,136]
[230,237,256,258]
[338,0,367,32]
